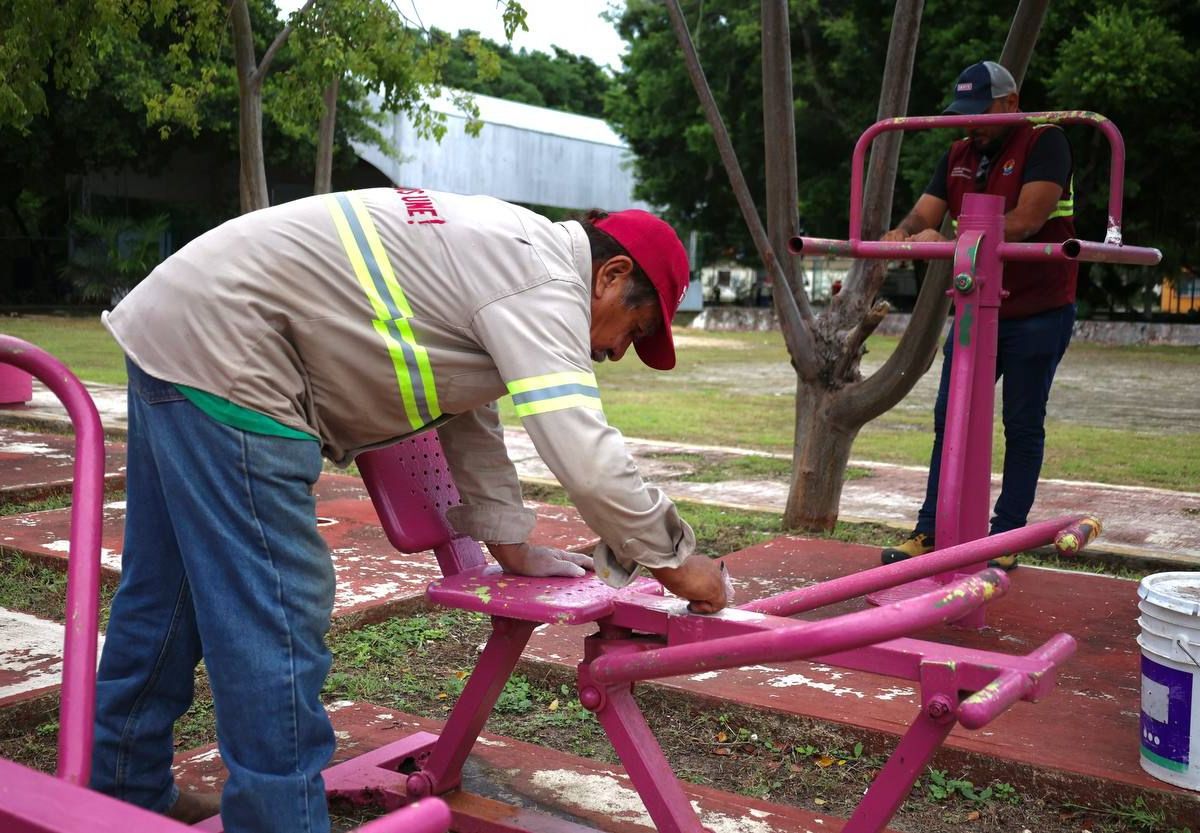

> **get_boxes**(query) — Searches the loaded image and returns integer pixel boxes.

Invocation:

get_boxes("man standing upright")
[880,61,1077,568]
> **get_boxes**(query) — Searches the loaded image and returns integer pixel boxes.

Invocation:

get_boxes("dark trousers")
[916,303,1075,538]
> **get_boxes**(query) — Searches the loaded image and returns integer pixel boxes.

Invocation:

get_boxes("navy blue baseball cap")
[944,61,1018,115]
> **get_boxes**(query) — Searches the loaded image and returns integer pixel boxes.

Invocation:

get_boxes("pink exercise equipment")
[0,114,1153,830]
[0,335,449,833]
[792,111,1160,627]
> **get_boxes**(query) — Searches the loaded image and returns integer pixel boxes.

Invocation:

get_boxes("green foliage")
[923,768,1019,805]
[330,614,453,665]
[434,30,615,118]
[608,0,1200,299]
[61,213,170,303]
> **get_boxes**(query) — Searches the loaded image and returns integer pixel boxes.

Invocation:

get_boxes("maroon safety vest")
[945,122,1076,319]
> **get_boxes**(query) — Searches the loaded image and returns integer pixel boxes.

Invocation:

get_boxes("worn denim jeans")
[916,303,1075,537]
[92,359,335,833]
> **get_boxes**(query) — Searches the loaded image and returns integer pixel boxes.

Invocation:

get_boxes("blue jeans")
[92,360,336,833]
[916,304,1075,538]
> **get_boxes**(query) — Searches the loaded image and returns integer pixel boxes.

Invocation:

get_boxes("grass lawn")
[5,314,1198,491]
[1,313,125,385]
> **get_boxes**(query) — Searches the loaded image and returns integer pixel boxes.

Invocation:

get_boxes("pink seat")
[427,565,621,624]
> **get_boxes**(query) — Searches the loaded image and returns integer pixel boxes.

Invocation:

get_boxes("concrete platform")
[519,537,1196,807]
[0,474,596,710]
[172,700,888,833]
[0,428,126,503]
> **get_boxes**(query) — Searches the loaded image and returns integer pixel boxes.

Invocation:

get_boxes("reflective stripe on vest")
[1047,174,1075,219]
[507,370,602,418]
[950,173,1074,232]
[324,192,441,428]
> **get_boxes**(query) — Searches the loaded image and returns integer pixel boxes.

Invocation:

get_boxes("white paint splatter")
[0,608,105,698]
[766,673,864,699]
[690,671,720,681]
[529,769,784,833]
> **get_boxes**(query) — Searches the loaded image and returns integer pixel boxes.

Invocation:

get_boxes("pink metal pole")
[957,632,1076,729]
[579,656,706,833]
[355,799,451,833]
[841,662,959,833]
[998,240,1160,265]
[846,112,1129,245]
[741,514,1079,616]
[405,617,536,798]
[592,571,1007,686]
[0,336,104,787]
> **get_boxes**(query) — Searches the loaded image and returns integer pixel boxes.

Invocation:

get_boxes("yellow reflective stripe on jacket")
[507,370,602,418]
[1047,175,1074,219]
[325,193,441,428]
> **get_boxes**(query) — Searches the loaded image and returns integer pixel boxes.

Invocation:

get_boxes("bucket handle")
[1175,635,1200,670]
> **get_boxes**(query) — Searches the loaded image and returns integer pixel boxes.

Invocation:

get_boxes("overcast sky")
[276,0,629,70]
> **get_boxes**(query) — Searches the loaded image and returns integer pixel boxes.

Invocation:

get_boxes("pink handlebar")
[788,112,1162,267]
[0,336,105,787]
[591,570,1008,686]
[957,633,1077,729]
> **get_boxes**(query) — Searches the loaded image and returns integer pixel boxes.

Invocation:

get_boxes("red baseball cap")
[594,209,690,370]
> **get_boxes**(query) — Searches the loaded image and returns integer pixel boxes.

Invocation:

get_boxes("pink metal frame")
[320,433,1094,833]
[790,112,1160,625]
[0,336,449,833]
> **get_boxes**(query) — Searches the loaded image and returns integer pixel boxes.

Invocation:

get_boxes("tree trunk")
[314,75,340,195]
[783,0,924,530]
[784,391,860,530]
[231,0,269,212]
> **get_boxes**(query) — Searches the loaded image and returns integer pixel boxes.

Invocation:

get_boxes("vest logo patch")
[950,166,973,179]
[1001,159,1016,176]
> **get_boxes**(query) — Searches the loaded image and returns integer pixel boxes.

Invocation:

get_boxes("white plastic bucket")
[1137,571,1200,790]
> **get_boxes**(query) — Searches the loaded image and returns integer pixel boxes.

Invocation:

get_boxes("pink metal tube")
[997,240,1162,265]
[956,633,1077,730]
[0,336,105,787]
[740,515,1081,617]
[788,237,957,260]
[355,799,451,833]
[591,571,1008,686]
[848,112,1127,245]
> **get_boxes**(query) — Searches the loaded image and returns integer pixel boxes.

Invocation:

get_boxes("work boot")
[165,790,221,824]
[880,532,934,565]
[987,554,1020,571]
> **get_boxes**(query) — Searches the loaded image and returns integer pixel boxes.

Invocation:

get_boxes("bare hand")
[650,556,730,614]
[908,228,948,243]
[881,228,909,243]
[487,542,594,578]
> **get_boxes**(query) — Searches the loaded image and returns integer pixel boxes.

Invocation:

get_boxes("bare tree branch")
[833,0,1050,423]
[255,0,319,85]
[664,0,820,381]
[762,0,810,327]
[999,0,1049,84]
[836,0,924,315]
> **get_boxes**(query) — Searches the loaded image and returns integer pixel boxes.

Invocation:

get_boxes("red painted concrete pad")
[172,700,886,833]
[0,474,596,710]
[523,536,1185,799]
[0,428,127,502]
[0,473,594,607]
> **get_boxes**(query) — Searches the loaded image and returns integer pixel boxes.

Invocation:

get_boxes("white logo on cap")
[957,82,973,91]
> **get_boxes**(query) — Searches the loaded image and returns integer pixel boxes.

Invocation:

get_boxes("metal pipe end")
[787,236,805,254]
[1062,239,1082,259]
